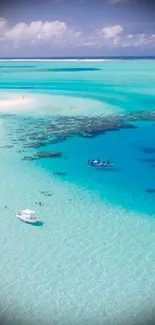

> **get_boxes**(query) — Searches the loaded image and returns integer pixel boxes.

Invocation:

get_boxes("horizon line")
[0,55,155,59]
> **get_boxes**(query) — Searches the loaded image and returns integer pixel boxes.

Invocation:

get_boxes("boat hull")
[16,215,39,224]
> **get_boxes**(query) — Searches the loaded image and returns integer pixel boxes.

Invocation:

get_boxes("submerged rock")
[140,147,155,154]
[28,136,47,141]
[18,138,26,142]
[37,136,47,141]
[40,190,51,194]
[46,138,60,145]
[39,190,53,197]
[119,123,137,129]
[6,145,14,148]
[0,145,14,149]
[146,189,155,193]
[34,151,62,158]
[23,142,46,149]
[140,158,155,163]
[53,172,66,176]
[80,132,95,138]
[58,135,67,141]
[22,156,38,161]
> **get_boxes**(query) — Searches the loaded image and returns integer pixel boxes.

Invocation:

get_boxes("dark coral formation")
[53,172,66,176]
[80,133,95,138]
[39,190,53,197]
[15,115,139,151]
[0,145,14,149]
[2,109,155,161]
[22,156,38,161]
[34,151,62,158]
[23,142,47,149]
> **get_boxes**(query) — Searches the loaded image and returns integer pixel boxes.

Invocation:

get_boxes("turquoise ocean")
[0,59,155,325]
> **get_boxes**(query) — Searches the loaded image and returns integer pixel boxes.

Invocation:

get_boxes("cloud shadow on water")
[139,147,155,154]
[139,158,155,163]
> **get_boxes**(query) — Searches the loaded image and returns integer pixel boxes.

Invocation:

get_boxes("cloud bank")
[0,18,81,48]
[0,17,155,53]
[96,25,124,39]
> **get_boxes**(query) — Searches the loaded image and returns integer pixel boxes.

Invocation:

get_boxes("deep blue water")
[34,121,155,216]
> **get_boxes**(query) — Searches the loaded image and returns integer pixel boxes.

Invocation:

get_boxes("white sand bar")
[0,91,122,116]
[0,96,34,111]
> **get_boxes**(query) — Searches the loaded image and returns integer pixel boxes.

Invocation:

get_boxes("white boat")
[16,209,39,224]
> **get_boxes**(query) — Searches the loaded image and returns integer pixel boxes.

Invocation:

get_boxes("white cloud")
[0,17,81,47]
[94,24,155,49]
[124,34,155,47]
[0,17,155,52]
[10,21,66,40]
[5,21,68,41]
[96,24,124,39]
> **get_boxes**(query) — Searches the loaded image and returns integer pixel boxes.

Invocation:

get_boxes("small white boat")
[17,209,39,224]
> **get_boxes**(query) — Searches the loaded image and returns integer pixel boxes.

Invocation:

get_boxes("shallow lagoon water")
[0,60,155,325]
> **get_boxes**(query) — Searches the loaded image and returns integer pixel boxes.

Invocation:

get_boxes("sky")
[0,0,155,57]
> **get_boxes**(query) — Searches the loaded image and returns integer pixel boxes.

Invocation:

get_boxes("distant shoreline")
[0,56,155,62]
[0,59,107,62]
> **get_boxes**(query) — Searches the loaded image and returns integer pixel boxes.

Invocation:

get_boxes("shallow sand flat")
[0,91,122,116]
[0,96,34,111]
[0,119,155,325]
[1,154,155,325]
